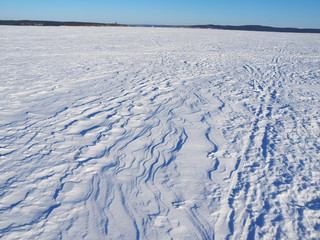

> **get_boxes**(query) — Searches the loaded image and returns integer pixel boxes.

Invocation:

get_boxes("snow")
[0,25,320,239]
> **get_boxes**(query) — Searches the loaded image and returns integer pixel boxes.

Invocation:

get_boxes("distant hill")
[1,20,319,33]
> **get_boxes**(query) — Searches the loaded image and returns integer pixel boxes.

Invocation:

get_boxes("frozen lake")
[0,26,319,239]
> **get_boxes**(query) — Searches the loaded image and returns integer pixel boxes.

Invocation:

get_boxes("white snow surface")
[0,26,320,240]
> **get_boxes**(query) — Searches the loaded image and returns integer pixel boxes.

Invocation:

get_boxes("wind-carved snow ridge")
[0,26,319,240]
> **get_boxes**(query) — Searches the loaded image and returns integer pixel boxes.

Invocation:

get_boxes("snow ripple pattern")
[0,26,319,239]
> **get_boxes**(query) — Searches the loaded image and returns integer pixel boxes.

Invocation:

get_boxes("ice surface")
[0,26,319,239]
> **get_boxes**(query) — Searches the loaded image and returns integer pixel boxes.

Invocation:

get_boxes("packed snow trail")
[0,26,319,239]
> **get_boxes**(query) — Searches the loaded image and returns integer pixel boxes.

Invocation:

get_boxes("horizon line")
[1,19,320,33]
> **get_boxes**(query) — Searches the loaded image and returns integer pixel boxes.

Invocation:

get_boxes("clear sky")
[1,0,319,28]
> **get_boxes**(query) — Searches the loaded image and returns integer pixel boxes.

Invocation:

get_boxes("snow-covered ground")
[0,26,319,240]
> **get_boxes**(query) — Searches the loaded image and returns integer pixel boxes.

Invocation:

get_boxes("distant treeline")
[187,24,320,33]
[0,20,127,27]
[1,20,319,33]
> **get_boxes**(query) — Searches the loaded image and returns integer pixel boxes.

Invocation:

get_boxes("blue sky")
[1,0,319,28]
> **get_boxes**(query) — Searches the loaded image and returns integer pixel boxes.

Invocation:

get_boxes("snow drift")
[0,26,319,239]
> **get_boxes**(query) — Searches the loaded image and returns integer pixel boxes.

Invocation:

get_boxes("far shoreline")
[1,20,320,34]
